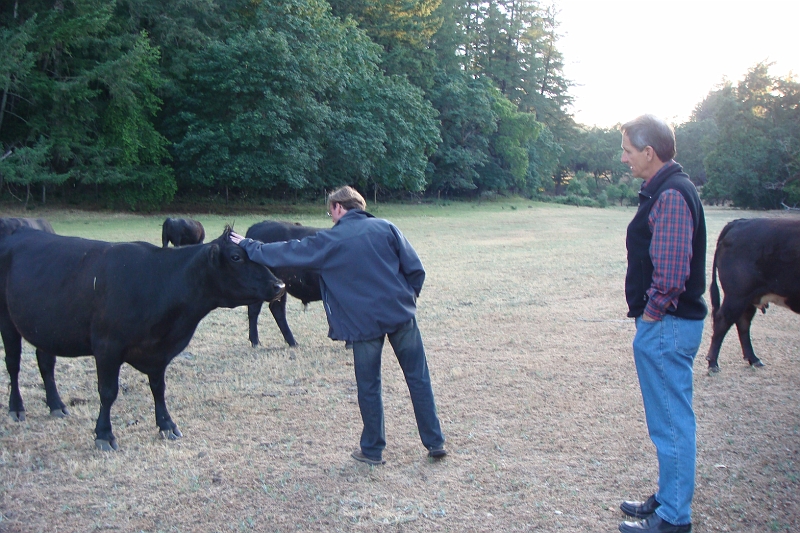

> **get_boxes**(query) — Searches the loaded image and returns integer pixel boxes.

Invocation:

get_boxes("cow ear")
[208,243,220,265]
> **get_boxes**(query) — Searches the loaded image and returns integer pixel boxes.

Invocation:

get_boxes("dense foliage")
[677,63,800,210]
[0,1,796,210]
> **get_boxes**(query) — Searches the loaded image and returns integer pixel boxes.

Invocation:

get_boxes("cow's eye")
[230,253,242,262]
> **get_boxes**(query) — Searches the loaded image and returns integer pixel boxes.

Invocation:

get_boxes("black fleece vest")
[625,162,707,320]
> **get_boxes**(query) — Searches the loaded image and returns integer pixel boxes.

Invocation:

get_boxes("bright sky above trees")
[555,0,800,128]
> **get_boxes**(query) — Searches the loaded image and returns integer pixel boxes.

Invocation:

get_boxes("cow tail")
[709,222,734,314]
[710,246,720,313]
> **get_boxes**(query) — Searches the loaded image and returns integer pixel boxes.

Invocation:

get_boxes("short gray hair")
[621,114,676,162]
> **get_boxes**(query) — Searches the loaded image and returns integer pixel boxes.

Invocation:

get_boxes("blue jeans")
[633,315,704,526]
[351,317,445,459]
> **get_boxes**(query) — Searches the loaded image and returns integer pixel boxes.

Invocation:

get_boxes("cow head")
[206,226,285,307]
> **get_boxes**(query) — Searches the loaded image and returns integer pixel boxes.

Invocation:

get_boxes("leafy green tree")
[0,0,174,210]
[426,72,497,195]
[326,0,443,89]
[477,90,541,193]
[169,0,438,197]
[567,126,627,187]
[698,63,800,208]
[526,124,561,195]
[675,119,717,185]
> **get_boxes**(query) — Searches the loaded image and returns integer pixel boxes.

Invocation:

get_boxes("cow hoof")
[50,407,70,418]
[160,428,183,440]
[751,360,765,368]
[707,366,721,375]
[95,438,119,451]
[9,410,26,422]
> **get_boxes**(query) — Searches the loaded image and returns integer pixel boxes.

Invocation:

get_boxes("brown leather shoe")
[620,494,660,518]
[619,514,691,533]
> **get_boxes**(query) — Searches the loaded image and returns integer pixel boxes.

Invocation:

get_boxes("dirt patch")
[0,204,798,532]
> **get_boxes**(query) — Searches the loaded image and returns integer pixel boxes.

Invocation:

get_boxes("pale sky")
[554,0,800,128]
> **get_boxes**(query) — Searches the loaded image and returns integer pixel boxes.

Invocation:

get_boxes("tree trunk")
[24,183,30,209]
[42,183,46,205]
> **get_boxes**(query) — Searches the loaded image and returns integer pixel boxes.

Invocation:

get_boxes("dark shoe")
[351,450,385,465]
[620,494,660,519]
[427,445,447,459]
[619,514,691,533]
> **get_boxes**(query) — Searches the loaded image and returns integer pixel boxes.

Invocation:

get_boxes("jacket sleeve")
[390,225,425,296]
[238,234,328,270]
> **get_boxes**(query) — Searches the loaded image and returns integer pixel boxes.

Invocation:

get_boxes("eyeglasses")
[326,203,337,217]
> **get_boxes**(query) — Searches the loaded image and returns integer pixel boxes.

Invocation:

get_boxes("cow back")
[716,218,800,297]
[0,217,55,236]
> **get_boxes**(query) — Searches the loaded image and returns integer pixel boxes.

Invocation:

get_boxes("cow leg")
[269,294,298,347]
[706,303,740,373]
[93,355,122,451]
[1,321,25,421]
[35,349,69,417]
[248,302,264,347]
[734,305,764,367]
[148,366,182,440]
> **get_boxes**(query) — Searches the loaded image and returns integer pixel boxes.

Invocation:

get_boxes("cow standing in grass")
[162,217,205,247]
[706,217,800,372]
[0,226,285,451]
[244,221,324,347]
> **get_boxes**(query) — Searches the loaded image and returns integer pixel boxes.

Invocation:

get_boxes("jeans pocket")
[673,317,704,358]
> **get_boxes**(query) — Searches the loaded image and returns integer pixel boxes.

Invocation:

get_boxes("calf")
[0,226,285,450]
[706,218,800,372]
[245,221,324,347]
[0,217,55,236]
[162,217,205,247]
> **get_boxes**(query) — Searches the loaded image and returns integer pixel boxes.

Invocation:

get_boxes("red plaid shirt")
[644,180,695,321]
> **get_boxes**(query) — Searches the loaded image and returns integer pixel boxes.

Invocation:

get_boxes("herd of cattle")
[0,215,798,450]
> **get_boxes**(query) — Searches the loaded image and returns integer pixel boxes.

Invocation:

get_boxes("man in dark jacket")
[618,115,706,533]
[230,186,446,465]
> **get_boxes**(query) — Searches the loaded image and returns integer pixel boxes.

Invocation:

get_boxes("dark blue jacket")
[238,210,425,341]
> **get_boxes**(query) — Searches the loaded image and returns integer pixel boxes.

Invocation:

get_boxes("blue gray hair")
[621,114,676,162]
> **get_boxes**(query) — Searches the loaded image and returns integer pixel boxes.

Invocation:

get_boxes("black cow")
[0,226,285,450]
[706,218,800,372]
[162,217,205,247]
[244,221,324,347]
[0,217,55,236]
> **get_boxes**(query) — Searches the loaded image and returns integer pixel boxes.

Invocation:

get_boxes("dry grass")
[0,203,798,532]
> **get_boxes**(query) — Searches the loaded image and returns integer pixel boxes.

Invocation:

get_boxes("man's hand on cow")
[229,231,244,245]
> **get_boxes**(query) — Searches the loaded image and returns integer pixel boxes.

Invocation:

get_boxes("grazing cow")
[0,217,55,236]
[706,218,800,372]
[162,217,205,247]
[245,221,324,347]
[0,226,285,450]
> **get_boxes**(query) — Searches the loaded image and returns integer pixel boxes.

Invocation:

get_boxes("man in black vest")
[618,115,706,533]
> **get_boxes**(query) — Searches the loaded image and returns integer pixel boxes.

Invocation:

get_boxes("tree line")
[1,1,797,211]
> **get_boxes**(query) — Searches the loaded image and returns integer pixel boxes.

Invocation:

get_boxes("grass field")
[0,201,798,532]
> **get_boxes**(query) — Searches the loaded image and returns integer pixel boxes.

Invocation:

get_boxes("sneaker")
[351,450,385,465]
[427,445,447,459]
